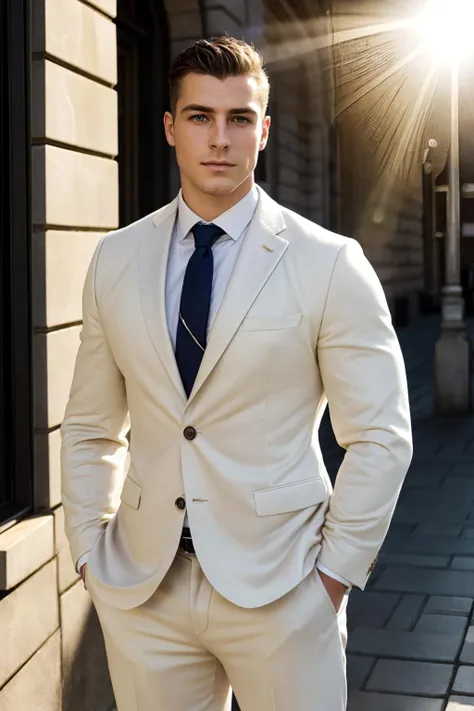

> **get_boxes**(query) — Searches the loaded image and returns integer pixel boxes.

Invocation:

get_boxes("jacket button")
[175,497,186,510]
[183,426,197,441]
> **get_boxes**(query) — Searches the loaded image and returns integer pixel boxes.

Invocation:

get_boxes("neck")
[180,175,254,222]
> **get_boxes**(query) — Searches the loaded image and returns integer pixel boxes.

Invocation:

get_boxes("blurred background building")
[1,0,473,708]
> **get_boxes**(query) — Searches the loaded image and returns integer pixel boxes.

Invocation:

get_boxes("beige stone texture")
[0,632,62,711]
[33,230,102,329]
[34,428,62,510]
[0,516,54,591]
[32,0,117,85]
[32,145,118,229]
[32,60,118,155]
[54,506,79,593]
[33,326,81,430]
[61,580,114,711]
[0,561,59,688]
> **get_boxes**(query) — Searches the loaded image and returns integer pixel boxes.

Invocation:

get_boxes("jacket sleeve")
[61,237,130,569]
[316,239,413,589]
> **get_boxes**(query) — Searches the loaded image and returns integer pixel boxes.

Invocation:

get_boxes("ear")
[163,111,176,147]
[259,115,271,151]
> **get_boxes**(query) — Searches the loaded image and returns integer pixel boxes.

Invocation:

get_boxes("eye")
[233,116,250,124]
[191,114,208,123]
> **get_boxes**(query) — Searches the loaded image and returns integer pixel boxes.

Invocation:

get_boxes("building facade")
[0,0,424,708]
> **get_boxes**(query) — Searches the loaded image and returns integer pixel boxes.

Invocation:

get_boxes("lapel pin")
[262,244,273,252]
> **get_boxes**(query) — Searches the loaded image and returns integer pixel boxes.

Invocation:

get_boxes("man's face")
[164,73,270,198]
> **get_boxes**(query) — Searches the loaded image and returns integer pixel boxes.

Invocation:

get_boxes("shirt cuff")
[76,552,90,574]
[316,561,351,589]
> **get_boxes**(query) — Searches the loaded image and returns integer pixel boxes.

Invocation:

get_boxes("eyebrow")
[181,104,258,116]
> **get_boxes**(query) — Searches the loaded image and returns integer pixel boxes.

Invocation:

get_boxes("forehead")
[178,73,263,110]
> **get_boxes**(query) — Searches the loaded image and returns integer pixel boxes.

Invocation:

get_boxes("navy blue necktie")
[175,223,225,397]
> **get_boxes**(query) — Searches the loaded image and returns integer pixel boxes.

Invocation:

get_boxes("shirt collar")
[177,186,259,244]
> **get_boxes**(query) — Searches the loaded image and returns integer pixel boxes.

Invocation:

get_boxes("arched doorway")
[116,0,171,227]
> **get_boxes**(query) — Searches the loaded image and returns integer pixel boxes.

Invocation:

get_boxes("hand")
[80,563,88,589]
[317,569,348,613]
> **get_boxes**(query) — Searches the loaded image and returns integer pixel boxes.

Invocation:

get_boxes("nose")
[210,118,230,151]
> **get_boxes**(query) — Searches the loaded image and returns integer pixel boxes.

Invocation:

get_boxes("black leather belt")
[180,527,195,555]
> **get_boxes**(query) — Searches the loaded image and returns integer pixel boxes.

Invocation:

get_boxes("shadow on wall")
[61,590,115,711]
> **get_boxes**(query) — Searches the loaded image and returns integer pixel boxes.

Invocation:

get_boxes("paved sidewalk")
[321,315,474,711]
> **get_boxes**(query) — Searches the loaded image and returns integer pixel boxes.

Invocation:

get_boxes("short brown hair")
[169,36,270,116]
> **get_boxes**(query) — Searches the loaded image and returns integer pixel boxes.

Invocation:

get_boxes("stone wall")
[0,0,117,708]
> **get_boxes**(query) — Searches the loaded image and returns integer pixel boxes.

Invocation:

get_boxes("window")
[0,0,33,527]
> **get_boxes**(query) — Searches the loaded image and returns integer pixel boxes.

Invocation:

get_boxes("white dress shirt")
[78,186,350,588]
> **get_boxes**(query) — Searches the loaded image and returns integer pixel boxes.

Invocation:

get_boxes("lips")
[202,162,235,167]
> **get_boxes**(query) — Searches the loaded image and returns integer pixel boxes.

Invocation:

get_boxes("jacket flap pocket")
[241,313,302,331]
[120,475,142,510]
[254,477,327,516]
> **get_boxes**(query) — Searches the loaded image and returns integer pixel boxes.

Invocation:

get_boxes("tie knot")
[192,223,225,250]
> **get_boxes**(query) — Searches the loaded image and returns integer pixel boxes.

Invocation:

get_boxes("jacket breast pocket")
[241,313,302,331]
[120,475,142,510]
[253,477,327,516]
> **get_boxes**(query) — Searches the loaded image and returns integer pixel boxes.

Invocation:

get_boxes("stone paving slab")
[453,667,474,695]
[386,595,426,631]
[346,655,375,691]
[460,627,474,664]
[366,660,454,696]
[414,614,468,636]
[348,627,464,662]
[424,597,473,617]
[348,692,444,711]
[447,698,474,710]
[374,566,474,596]
[347,591,400,629]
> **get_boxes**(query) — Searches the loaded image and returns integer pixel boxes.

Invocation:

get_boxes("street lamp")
[412,0,474,415]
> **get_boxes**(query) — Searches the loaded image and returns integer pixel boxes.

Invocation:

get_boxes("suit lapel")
[138,198,187,400]
[186,188,288,406]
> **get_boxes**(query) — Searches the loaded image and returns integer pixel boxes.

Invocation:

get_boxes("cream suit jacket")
[61,186,413,611]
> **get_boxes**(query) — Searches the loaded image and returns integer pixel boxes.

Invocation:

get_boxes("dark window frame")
[0,0,33,528]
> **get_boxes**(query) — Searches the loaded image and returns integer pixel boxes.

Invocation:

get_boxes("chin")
[199,179,238,196]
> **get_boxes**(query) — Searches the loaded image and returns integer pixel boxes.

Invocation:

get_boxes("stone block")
[54,506,79,594]
[453,666,474,694]
[33,326,81,430]
[32,145,118,229]
[347,627,463,662]
[32,231,101,328]
[0,515,54,590]
[380,553,450,568]
[61,580,114,711]
[34,428,61,510]
[447,698,474,710]
[348,692,444,711]
[32,0,117,84]
[366,659,453,696]
[415,524,462,537]
[0,561,59,688]
[375,566,474,597]
[460,626,474,664]
[0,632,61,711]
[32,61,118,156]
[415,614,467,636]
[347,655,375,691]
[425,596,473,617]
[452,557,474,570]
[347,590,400,629]
[386,594,425,630]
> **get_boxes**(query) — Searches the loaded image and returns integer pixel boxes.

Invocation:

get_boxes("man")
[61,36,412,711]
